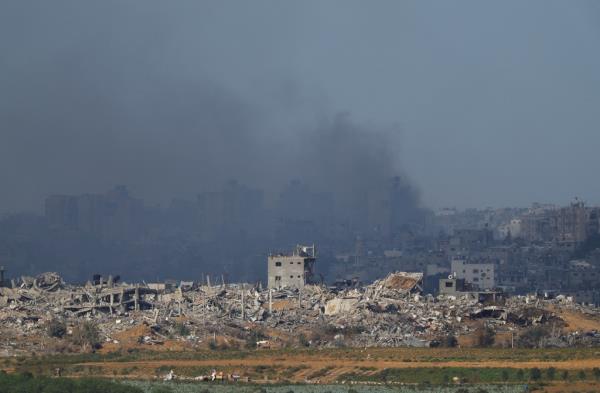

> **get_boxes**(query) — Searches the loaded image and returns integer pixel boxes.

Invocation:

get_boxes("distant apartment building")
[44,185,143,239]
[520,200,599,246]
[267,245,316,289]
[451,257,495,290]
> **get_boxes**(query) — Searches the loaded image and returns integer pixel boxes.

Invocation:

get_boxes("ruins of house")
[451,257,495,290]
[267,244,316,289]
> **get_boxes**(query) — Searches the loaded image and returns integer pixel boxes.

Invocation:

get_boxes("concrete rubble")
[0,271,599,355]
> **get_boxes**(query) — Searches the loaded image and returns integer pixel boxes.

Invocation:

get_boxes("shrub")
[530,368,542,381]
[547,367,556,380]
[516,369,525,380]
[71,321,101,350]
[173,322,190,337]
[46,318,67,338]
[517,325,552,348]
[298,333,310,347]
[443,334,458,347]
[476,326,496,347]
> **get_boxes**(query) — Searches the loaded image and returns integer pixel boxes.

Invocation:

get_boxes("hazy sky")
[1,1,600,213]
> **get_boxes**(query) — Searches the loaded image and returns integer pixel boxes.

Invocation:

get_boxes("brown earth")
[77,356,600,383]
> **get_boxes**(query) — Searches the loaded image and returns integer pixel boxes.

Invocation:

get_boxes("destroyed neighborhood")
[1,243,599,360]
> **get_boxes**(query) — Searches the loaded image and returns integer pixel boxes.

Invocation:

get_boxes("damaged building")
[267,244,316,289]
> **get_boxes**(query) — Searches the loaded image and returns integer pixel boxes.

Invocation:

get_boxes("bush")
[517,325,552,348]
[150,386,173,393]
[530,368,542,381]
[0,373,143,393]
[442,334,458,347]
[172,322,190,337]
[71,321,101,350]
[547,367,556,380]
[476,326,496,347]
[46,318,67,338]
[298,333,310,347]
[516,369,525,380]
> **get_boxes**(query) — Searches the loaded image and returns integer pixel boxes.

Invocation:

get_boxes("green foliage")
[298,333,310,347]
[0,372,142,393]
[442,334,458,348]
[46,318,67,338]
[517,326,552,348]
[150,386,174,393]
[476,326,496,347]
[71,320,101,350]
[173,322,190,337]
[530,367,542,381]
[245,329,267,349]
[546,367,556,380]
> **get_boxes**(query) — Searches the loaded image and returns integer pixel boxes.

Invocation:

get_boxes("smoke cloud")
[0,2,420,219]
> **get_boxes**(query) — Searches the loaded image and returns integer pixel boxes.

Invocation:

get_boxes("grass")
[338,367,600,384]
[0,372,143,393]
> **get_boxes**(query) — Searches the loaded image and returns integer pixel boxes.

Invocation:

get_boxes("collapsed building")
[0,263,599,356]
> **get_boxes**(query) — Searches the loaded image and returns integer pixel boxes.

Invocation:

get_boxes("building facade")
[451,257,495,290]
[267,245,316,289]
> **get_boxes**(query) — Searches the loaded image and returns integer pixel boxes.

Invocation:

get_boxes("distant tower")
[354,236,364,267]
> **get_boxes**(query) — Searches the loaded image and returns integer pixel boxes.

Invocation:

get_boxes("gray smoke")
[0,1,420,219]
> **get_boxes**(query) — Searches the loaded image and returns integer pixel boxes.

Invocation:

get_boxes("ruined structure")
[451,257,495,290]
[267,244,316,289]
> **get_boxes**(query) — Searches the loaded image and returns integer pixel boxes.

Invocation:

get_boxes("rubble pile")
[0,271,599,355]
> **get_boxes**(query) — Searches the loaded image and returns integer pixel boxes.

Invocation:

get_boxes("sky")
[1,0,600,213]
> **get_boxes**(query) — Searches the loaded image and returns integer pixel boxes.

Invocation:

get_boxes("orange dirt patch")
[99,324,187,353]
[77,356,600,383]
[553,308,600,333]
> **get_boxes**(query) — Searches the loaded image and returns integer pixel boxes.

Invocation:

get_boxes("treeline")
[0,372,142,393]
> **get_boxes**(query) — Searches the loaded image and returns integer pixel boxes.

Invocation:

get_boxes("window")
[290,275,294,278]
[290,262,293,265]
[445,282,453,288]
[297,262,301,265]
[297,275,301,278]
[275,276,281,281]
[473,277,479,282]
[275,262,282,267]
[473,269,479,273]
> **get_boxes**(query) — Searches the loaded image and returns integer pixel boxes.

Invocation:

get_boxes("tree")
[476,326,496,347]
